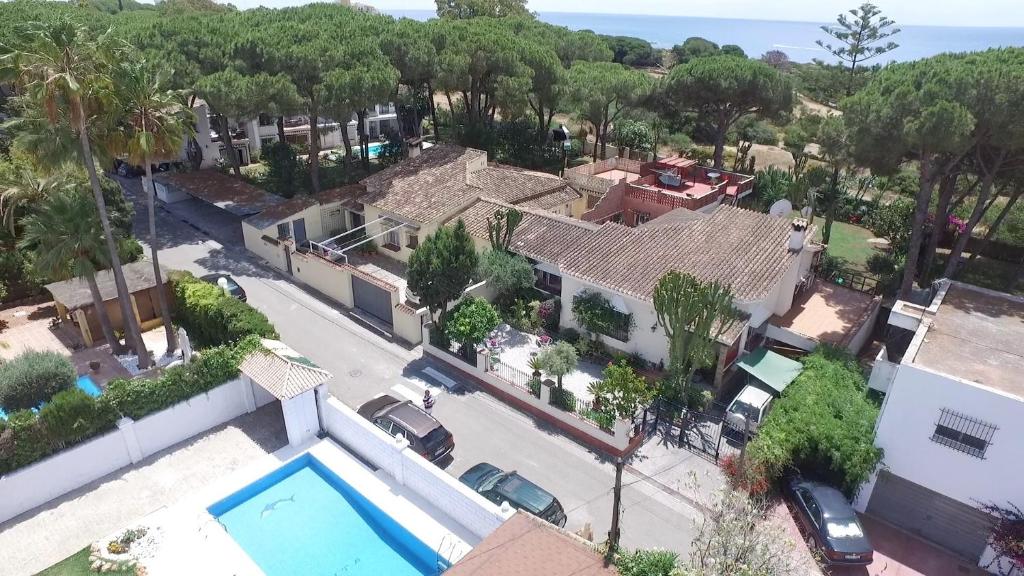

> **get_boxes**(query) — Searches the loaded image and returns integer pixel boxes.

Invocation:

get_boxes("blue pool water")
[208,454,447,576]
[0,374,102,420]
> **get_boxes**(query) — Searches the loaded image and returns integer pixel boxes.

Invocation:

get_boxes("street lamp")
[552,124,571,176]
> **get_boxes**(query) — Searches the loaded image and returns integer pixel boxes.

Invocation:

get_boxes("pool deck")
[134,439,479,575]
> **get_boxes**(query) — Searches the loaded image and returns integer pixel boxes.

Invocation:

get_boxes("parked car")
[357,394,454,463]
[723,384,774,436]
[787,478,873,566]
[200,273,247,302]
[458,463,567,527]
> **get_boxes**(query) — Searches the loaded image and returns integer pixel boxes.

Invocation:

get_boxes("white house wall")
[863,363,1024,510]
[242,221,289,272]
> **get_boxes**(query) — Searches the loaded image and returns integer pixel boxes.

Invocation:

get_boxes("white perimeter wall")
[863,364,1024,509]
[321,396,510,541]
[0,377,265,524]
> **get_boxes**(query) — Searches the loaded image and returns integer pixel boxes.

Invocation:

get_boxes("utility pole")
[605,456,624,564]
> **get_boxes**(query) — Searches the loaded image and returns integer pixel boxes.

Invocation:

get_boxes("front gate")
[647,399,740,462]
[352,276,394,326]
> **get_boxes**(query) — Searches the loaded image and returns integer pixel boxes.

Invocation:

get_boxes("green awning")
[735,347,803,394]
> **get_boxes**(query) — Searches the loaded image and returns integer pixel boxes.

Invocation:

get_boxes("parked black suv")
[357,394,455,463]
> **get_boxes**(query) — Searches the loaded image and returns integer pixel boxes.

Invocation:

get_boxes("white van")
[724,384,774,436]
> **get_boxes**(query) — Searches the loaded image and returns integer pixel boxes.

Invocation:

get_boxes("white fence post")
[240,374,257,413]
[539,380,552,405]
[392,435,409,486]
[117,418,143,463]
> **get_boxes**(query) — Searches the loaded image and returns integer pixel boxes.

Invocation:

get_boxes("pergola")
[239,339,333,447]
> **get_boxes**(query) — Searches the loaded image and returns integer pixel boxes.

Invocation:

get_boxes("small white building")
[856,280,1024,573]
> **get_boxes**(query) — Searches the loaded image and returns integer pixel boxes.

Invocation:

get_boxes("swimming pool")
[0,374,101,420]
[208,453,448,576]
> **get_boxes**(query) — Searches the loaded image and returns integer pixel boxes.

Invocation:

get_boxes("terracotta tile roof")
[317,184,366,207]
[451,198,599,264]
[154,170,282,217]
[358,145,579,223]
[638,207,707,229]
[239,339,333,400]
[561,206,797,302]
[245,196,319,230]
[359,144,485,223]
[446,512,618,576]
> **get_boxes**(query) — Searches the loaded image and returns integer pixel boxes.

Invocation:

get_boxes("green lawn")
[935,251,1023,296]
[813,219,878,272]
[34,547,134,576]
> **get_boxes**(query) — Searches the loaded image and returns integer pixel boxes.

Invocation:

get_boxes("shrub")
[720,453,771,496]
[537,298,560,333]
[558,327,580,344]
[0,410,50,474]
[572,290,633,341]
[103,340,251,420]
[38,388,117,449]
[685,386,713,411]
[445,297,501,347]
[582,408,615,430]
[615,548,679,576]
[171,271,277,347]
[549,386,577,412]
[748,346,882,495]
[528,377,541,398]
[0,350,76,412]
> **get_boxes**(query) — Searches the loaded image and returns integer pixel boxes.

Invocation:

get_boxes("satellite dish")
[800,206,813,218]
[768,199,792,218]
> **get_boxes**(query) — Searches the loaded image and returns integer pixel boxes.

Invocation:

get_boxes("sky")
[217,0,1024,28]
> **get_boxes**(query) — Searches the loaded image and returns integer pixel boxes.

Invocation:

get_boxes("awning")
[735,347,802,394]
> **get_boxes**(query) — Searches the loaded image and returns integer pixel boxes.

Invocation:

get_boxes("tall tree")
[0,164,68,233]
[653,271,739,393]
[407,219,479,336]
[670,37,719,65]
[663,56,794,169]
[108,59,193,354]
[1,18,151,367]
[817,2,900,96]
[435,0,531,19]
[567,61,648,161]
[816,115,851,244]
[19,188,124,354]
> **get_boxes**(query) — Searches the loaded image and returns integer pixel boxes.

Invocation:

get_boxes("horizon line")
[381,7,1024,30]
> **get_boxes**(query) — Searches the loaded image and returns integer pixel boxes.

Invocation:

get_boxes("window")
[406,232,419,249]
[261,137,276,149]
[382,219,402,250]
[535,270,562,294]
[931,408,997,458]
[276,222,291,240]
[635,211,652,225]
[258,113,274,126]
[586,193,601,209]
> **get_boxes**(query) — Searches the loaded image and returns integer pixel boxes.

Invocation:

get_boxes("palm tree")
[0,165,67,233]
[1,18,151,368]
[107,60,193,355]
[18,187,126,354]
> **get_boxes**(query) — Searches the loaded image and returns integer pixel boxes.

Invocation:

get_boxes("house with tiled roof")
[449,199,878,387]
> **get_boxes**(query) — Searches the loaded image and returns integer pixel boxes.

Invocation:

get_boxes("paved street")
[121,176,714,556]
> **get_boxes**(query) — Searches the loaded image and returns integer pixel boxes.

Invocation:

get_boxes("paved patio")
[487,324,603,401]
[0,404,287,576]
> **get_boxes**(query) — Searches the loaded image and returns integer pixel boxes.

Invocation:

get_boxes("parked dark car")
[200,273,247,302]
[787,478,873,566]
[357,394,454,463]
[459,463,567,527]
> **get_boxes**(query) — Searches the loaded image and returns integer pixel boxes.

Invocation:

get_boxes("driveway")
[160,196,244,246]
[0,404,286,576]
[118,175,715,556]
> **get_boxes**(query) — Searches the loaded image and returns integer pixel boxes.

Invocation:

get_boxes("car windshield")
[729,400,759,421]
[826,518,864,539]
[495,475,554,513]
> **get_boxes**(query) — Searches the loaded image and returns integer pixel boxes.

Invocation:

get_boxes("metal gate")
[867,471,994,561]
[648,399,738,462]
[352,276,393,326]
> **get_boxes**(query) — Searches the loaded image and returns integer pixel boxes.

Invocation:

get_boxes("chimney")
[789,218,808,252]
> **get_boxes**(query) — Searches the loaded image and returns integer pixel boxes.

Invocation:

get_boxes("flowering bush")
[721,453,770,496]
[947,214,967,234]
[980,502,1024,572]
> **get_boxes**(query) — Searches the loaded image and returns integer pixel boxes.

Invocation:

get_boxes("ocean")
[383,9,1024,63]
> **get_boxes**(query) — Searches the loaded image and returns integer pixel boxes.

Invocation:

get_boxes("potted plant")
[528,356,543,379]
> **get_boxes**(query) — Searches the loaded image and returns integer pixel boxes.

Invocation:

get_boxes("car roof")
[495,472,555,513]
[385,401,442,436]
[799,481,856,519]
[735,385,773,407]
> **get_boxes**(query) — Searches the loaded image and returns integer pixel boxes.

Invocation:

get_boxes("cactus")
[486,208,524,252]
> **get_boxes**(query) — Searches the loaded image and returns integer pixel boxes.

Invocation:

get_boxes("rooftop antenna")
[768,199,793,218]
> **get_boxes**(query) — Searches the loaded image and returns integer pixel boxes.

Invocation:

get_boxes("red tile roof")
[446,513,618,576]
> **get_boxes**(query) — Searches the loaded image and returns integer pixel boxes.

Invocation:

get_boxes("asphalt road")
[121,176,704,556]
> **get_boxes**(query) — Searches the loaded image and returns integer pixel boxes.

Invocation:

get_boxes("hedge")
[0,350,76,412]
[0,337,261,475]
[170,271,277,347]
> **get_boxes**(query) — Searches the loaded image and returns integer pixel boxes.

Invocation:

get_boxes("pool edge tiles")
[208,452,451,576]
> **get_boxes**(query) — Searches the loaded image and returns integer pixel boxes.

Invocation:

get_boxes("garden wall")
[420,325,641,457]
[321,396,511,540]
[0,377,260,524]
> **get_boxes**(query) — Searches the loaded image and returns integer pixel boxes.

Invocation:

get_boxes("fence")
[647,399,741,463]
[490,360,534,395]
[0,377,259,524]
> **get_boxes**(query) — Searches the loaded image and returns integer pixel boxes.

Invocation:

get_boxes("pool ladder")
[435,533,459,574]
